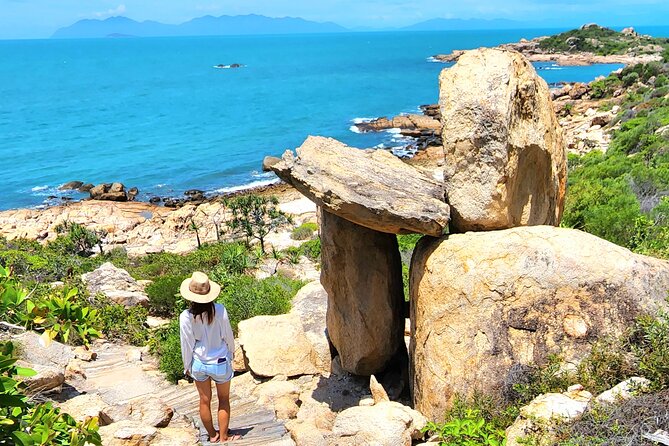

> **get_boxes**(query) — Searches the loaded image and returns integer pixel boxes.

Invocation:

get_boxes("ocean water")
[0,29,634,210]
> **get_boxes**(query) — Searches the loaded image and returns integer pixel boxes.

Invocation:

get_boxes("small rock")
[370,375,390,404]
[65,358,87,380]
[131,398,174,428]
[59,181,84,191]
[596,377,651,405]
[17,361,65,394]
[81,263,149,307]
[145,316,170,329]
[58,393,111,425]
[263,156,282,172]
[74,346,97,362]
[275,395,300,420]
[99,421,158,446]
[125,349,143,362]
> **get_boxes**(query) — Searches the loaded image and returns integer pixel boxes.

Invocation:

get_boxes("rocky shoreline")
[432,25,665,66]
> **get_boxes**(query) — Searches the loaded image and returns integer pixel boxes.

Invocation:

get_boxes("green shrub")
[50,221,103,257]
[298,238,321,261]
[423,396,511,446]
[402,263,410,302]
[291,222,318,240]
[0,267,101,346]
[0,341,101,445]
[622,71,639,87]
[145,275,186,317]
[126,242,253,280]
[149,320,183,384]
[630,312,669,390]
[217,274,301,333]
[95,297,150,346]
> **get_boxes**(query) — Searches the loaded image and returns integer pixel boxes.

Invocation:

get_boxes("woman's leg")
[215,380,232,440]
[194,378,217,439]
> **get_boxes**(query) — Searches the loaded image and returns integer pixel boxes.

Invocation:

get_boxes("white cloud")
[93,4,126,18]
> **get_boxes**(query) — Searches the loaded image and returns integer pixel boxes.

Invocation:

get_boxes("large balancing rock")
[270,136,450,237]
[321,210,405,375]
[440,48,567,232]
[410,226,669,421]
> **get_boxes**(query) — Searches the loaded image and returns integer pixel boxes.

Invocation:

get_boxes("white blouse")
[179,303,235,375]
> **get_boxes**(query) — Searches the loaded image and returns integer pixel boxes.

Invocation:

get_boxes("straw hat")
[180,272,221,303]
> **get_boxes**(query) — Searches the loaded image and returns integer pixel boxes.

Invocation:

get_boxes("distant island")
[51,14,347,39]
[51,14,577,39]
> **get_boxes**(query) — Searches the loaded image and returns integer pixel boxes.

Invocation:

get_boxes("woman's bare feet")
[221,431,241,442]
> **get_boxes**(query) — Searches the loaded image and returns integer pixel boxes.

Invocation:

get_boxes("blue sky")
[2,0,669,39]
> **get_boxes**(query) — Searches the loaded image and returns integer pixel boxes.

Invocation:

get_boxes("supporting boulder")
[439,48,567,231]
[321,211,404,375]
[269,136,450,236]
[410,226,669,421]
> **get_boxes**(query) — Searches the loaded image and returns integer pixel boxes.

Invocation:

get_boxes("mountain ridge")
[52,14,348,38]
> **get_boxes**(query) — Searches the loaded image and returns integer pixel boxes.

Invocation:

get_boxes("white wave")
[212,178,280,194]
[349,125,362,134]
[31,185,49,192]
[426,56,443,63]
[385,128,402,135]
[351,117,377,124]
[252,171,275,179]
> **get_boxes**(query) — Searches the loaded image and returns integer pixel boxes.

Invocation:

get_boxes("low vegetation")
[425,310,669,445]
[538,25,669,56]
[291,222,318,240]
[0,341,101,445]
[562,61,669,258]
[0,195,307,388]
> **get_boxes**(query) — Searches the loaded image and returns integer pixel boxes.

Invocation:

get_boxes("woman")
[179,271,240,443]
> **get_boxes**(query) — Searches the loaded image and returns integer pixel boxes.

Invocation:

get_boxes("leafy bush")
[423,405,508,446]
[217,274,301,333]
[145,275,186,317]
[0,267,100,345]
[94,297,150,346]
[126,242,253,280]
[291,222,318,240]
[297,238,321,261]
[39,286,101,346]
[630,312,669,390]
[622,71,639,88]
[150,319,184,384]
[0,341,102,445]
[0,237,101,283]
[51,221,103,257]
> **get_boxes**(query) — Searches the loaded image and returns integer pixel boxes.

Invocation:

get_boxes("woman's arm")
[179,311,195,375]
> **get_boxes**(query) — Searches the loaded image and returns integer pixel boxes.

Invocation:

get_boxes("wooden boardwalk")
[76,343,292,445]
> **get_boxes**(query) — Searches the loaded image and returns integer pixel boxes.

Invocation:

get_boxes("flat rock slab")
[270,136,450,236]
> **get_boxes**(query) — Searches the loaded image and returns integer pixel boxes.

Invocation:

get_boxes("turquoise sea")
[1,27,665,210]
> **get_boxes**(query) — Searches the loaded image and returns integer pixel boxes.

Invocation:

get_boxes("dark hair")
[189,301,215,324]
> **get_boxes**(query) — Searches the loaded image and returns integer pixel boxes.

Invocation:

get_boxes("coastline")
[1,26,651,252]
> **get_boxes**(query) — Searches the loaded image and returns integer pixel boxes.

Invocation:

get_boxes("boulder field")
[268,46,669,424]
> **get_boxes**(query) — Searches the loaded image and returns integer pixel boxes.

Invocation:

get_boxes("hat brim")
[180,278,221,303]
